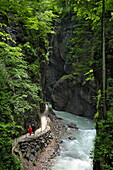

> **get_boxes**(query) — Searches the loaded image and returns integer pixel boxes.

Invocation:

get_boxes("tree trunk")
[102,0,106,119]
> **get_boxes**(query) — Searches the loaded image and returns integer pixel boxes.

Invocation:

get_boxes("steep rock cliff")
[46,14,97,118]
[45,15,73,101]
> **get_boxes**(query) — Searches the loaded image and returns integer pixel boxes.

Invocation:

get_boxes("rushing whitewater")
[51,110,96,170]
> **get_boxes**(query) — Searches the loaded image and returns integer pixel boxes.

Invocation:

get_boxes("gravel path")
[13,105,50,145]
[13,107,67,170]
[30,109,67,170]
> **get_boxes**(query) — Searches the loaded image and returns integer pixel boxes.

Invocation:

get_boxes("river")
[51,110,96,170]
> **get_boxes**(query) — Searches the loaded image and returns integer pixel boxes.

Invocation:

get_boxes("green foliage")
[107,78,113,105]
[61,74,75,81]
[0,115,23,169]
[0,139,22,170]
[96,90,101,110]
[94,112,99,119]
[94,110,113,169]
[0,0,59,169]
[0,33,39,169]
[83,69,94,84]
[73,0,102,25]
[0,0,112,169]
[0,37,42,116]
[61,74,81,86]
[65,17,94,84]
[64,1,113,169]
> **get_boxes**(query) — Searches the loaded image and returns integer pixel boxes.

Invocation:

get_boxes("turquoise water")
[52,110,96,170]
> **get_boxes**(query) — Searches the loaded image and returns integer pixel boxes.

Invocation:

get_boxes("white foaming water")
[51,110,96,170]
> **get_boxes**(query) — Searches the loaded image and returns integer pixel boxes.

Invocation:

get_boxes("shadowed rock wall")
[52,79,96,118]
[45,14,97,118]
[45,16,73,101]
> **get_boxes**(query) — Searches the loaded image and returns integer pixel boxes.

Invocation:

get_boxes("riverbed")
[51,110,96,170]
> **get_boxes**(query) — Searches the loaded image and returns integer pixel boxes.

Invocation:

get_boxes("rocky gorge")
[45,14,97,119]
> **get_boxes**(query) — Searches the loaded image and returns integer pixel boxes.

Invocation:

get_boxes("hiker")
[28,126,32,135]
[31,124,36,134]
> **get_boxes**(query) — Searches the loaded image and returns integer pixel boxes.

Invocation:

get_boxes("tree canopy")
[0,0,113,169]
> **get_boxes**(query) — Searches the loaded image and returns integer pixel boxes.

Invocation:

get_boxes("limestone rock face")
[45,14,97,118]
[52,79,96,118]
[45,16,72,101]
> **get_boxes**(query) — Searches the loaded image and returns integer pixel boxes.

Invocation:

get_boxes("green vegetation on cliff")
[0,0,57,169]
[67,1,113,169]
[52,0,113,169]
[0,0,113,169]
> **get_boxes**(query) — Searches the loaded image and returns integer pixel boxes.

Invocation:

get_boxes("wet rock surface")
[68,136,76,140]
[67,123,78,129]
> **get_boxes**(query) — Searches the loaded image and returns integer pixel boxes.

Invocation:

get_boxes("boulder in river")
[68,136,76,140]
[67,123,78,129]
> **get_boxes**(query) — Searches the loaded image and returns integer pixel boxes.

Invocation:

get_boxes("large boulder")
[52,78,96,118]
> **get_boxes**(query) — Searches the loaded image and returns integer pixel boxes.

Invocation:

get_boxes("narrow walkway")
[13,104,50,145]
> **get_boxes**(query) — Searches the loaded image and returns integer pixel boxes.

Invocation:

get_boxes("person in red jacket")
[28,126,32,135]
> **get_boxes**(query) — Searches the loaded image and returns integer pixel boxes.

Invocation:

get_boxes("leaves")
[94,109,113,169]
[0,26,42,169]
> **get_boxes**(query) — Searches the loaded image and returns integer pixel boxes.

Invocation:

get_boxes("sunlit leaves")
[0,30,42,120]
[73,0,102,25]
[94,109,113,169]
[0,0,59,169]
